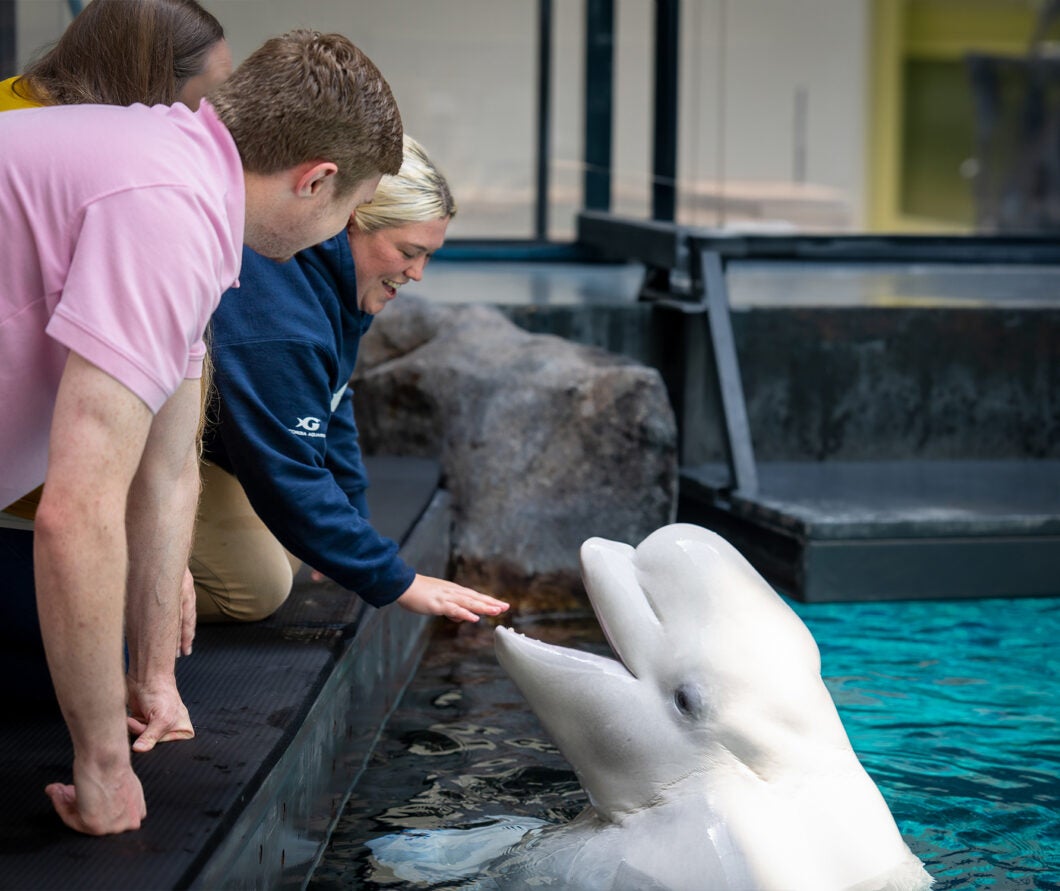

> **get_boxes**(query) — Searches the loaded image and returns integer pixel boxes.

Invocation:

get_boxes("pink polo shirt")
[0,100,244,507]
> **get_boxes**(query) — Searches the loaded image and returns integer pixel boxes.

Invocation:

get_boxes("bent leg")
[191,462,300,623]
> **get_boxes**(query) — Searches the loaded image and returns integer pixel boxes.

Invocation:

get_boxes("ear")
[295,161,339,198]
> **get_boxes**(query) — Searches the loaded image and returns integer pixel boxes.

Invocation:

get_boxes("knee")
[192,552,294,623]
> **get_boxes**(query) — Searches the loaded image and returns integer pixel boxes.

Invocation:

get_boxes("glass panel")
[676,0,865,232]
[727,261,1060,307]
[208,0,540,239]
[13,0,1058,239]
[550,0,586,240]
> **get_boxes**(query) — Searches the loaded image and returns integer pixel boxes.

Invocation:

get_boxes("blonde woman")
[192,137,509,625]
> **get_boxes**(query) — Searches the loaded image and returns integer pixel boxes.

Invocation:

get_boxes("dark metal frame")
[583,0,615,213]
[534,0,553,239]
[0,0,14,80]
[578,208,1060,497]
[689,244,757,495]
[652,0,680,222]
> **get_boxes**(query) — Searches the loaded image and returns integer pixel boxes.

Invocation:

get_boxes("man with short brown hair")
[0,29,401,837]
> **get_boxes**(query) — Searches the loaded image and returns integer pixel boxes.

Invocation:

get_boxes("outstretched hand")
[396,574,509,623]
[126,677,195,753]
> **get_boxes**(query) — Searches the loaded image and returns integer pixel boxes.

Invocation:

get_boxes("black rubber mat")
[0,456,441,890]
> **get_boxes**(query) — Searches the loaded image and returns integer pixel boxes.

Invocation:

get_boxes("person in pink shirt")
[0,29,402,837]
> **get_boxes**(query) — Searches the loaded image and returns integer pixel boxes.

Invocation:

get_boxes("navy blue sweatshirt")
[203,235,416,607]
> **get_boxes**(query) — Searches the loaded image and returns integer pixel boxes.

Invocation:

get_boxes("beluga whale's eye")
[673,683,705,719]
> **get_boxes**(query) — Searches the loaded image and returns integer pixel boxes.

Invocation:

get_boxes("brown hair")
[208,30,403,196]
[16,0,224,107]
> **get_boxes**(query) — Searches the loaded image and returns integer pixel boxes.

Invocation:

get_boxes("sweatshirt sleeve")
[324,385,370,519]
[210,337,415,606]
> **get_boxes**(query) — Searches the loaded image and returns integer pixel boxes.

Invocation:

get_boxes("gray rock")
[353,296,678,609]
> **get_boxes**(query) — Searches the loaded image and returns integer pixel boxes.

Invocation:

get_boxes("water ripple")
[310,599,1060,890]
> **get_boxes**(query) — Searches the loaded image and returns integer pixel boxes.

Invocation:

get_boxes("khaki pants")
[191,461,301,623]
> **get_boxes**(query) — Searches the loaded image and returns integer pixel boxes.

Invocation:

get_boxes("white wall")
[681,0,869,228]
[14,0,870,235]
[15,0,70,70]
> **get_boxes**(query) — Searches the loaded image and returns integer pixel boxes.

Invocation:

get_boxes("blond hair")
[353,135,456,233]
[208,30,403,195]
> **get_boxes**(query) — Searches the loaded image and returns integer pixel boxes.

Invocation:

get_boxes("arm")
[123,377,199,751]
[326,383,507,621]
[323,386,371,517]
[211,339,416,605]
[34,353,151,835]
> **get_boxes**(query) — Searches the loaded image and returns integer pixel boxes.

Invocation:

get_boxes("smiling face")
[348,217,450,314]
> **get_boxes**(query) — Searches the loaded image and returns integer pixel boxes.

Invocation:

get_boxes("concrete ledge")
[189,488,448,889]
[680,460,1060,601]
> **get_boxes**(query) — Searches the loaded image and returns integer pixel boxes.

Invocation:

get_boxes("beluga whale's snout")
[494,523,933,891]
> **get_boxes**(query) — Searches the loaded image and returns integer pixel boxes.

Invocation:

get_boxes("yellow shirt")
[0,76,43,111]
[0,76,43,520]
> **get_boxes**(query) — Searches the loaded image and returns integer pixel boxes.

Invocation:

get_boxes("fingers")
[444,601,486,624]
[397,575,511,622]
[179,569,196,657]
[130,713,194,753]
[441,584,510,623]
[131,724,161,754]
[126,687,195,753]
[45,774,146,835]
[45,783,85,833]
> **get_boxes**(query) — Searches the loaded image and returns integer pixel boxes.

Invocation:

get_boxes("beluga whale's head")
[494,523,933,891]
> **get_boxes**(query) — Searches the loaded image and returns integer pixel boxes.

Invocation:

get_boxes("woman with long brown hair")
[0,0,230,112]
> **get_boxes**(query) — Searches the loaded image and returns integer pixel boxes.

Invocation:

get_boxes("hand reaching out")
[396,574,509,623]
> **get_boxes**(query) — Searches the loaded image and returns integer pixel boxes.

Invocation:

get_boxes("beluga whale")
[491,523,933,891]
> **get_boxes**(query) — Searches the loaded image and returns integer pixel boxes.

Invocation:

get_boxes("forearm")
[124,448,199,683]
[34,492,132,771]
[124,379,202,685]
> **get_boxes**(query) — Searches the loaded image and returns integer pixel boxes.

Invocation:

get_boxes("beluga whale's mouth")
[495,561,636,687]
[494,524,777,820]
[492,524,934,891]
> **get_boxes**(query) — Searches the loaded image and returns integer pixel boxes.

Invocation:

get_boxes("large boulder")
[352,296,678,610]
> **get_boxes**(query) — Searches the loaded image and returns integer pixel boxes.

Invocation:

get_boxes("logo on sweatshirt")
[289,416,325,438]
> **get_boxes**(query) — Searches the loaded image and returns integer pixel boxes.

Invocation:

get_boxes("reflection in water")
[309,614,597,890]
[309,600,1060,891]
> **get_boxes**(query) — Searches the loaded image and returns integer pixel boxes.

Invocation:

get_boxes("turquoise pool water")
[803,596,1060,888]
[310,596,1060,890]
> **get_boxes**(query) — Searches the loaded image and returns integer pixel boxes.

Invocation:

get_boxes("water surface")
[310,597,1060,890]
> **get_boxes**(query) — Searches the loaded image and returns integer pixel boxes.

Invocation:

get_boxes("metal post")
[652,0,680,221]
[695,247,758,495]
[584,0,614,212]
[0,0,15,79]
[535,0,553,240]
